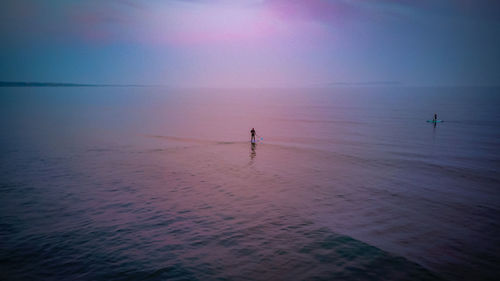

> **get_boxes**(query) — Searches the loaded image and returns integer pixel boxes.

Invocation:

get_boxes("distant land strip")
[326,81,401,86]
[0,81,151,87]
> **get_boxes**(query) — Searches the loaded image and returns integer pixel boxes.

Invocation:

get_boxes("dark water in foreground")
[1,87,499,280]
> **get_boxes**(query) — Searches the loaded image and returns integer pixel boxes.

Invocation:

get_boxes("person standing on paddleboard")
[250,128,256,143]
[434,113,438,122]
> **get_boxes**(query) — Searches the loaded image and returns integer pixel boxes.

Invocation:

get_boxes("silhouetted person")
[250,128,256,143]
[434,113,438,122]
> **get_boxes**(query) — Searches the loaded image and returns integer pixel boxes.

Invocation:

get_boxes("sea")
[1,86,499,281]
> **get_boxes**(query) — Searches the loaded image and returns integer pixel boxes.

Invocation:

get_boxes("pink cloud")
[264,0,360,24]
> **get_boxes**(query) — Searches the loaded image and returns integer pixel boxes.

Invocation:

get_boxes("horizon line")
[1,81,499,88]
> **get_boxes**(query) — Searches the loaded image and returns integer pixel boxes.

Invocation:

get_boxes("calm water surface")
[1,87,499,280]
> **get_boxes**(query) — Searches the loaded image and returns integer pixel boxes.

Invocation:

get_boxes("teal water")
[1,87,499,280]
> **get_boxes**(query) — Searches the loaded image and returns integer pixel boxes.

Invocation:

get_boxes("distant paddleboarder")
[250,128,256,143]
[427,113,443,124]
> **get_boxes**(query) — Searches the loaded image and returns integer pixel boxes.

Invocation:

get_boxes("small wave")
[146,135,215,145]
[146,135,250,146]
[273,117,367,125]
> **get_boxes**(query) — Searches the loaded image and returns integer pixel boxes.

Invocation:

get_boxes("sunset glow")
[1,0,499,86]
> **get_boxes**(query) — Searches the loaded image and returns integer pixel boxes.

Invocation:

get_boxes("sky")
[1,0,499,87]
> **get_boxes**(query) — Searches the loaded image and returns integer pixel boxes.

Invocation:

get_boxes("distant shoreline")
[0,81,149,87]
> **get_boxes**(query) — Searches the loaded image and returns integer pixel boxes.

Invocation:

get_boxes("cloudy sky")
[1,0,499,87]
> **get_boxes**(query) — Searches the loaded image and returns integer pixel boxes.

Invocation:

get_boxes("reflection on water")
[250,142,257,161]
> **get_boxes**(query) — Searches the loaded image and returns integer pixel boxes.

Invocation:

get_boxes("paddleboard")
[426,120,443,123]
